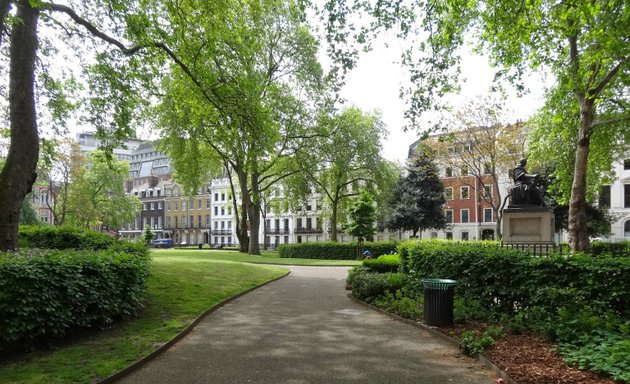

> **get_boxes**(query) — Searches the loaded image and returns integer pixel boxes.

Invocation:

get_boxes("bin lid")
[421,278,457,289]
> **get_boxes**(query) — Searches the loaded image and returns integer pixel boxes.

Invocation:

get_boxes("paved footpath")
[116,266,497,384]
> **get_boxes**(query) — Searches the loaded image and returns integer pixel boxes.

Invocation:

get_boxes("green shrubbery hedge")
[362,254,400,273]
[19,225,146,256]
[399,240,630,317]
[278,241,398,260]
[346,268,405,302]
[0,249,150,351]
[0,226,150,352]
[590,241,629,257]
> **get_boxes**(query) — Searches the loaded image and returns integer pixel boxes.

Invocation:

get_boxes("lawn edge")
[347,293,518,384]
[95,270,291,384]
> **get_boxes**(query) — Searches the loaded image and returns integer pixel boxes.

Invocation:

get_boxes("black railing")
[211,229,232,235]
[294,226,323,234]
[500,242,567,256]
[264,228,291,235]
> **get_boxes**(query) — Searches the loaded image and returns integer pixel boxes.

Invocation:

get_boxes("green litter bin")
[422,278,457,326]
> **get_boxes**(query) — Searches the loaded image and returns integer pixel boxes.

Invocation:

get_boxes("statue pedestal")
[502,207,555,243]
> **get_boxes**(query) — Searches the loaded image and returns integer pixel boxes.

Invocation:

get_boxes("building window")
[445,210,453,223]
[190,215,194,228]
[445,187,453,200]
[205,215,210,228]
[214,206,218,215]
[484,208,493,223]
[461,186,470,199]
[461,209,469,223]
[625,185,630,208]
[206,199,211,209]
[624,159,630,170]
[484,163,491,175]
[143,203,148,211]
[625,221,630,237]
[483,185,492,199]
[221,193,226,201]
[446,232,453,240]
[198,200,202,209]
[431,232,438,239]
[461,231,469,241]
[460,165,468,176]
[599,185,611,208]
[182,201,187,211]
[221,207,225,215]
[445,167,453,177]
[214,193,219,201]
[174,201,178,211]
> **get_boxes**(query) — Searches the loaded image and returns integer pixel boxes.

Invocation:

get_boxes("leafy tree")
[386,148,447,237]
[323,0,629,252]
[290,107,396,241]
[0,0,180,250]
[156,0,324,255]
[344,190,376,258]
[66,151,140,230]
[19,195,40,226]
[143,225,156,246]
[429,97,528,239]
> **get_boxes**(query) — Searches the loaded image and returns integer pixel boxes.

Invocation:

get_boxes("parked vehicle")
[151,238,174,248]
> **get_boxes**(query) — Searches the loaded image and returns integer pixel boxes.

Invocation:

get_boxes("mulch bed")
[438,323,622,384]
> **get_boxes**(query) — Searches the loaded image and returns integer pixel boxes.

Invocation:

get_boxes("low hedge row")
[0,248,151,351]
[362,254,400,273]
[590,241,629,257]
[278,241,398,260]
[399,240,630,317]
[19,225,146,256]
[347,268,405,302]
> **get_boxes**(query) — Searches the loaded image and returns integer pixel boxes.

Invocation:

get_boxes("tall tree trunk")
[233,167,250,253]
[568,100,593,252]
[330,201,338,242]
[226,164,248,252]
[247,170,261,255]
[0,0,40,251]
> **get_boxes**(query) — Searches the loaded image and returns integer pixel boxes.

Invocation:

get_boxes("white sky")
[337,33,551,164]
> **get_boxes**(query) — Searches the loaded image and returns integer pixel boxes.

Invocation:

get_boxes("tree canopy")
[386,148,447,237]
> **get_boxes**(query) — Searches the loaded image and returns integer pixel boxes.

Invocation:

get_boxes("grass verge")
[162,248,362,266]
[0,252,288,384]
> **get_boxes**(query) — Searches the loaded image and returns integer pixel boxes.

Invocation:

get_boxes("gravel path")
[115,266,497,384]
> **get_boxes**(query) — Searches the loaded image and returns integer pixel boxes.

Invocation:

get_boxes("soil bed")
[438,323,621,384]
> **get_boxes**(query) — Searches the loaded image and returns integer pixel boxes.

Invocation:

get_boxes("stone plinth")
[502,207,555,243]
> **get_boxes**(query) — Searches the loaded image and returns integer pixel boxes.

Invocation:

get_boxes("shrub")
[0,248,151,352]
[19,225,139,252]
[278,241,398,260]
[590,241,629,257]
[362,254,400,273]
[348,268,405,302]
[399,239,630,317]
[373,290,423,319]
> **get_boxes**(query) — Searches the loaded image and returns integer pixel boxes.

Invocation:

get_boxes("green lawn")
[0,252,288,384]
[164,248,362,266]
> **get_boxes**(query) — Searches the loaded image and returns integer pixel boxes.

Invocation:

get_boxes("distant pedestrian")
[363,250,373,259]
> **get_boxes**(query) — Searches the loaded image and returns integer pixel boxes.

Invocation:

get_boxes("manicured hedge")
[362,254,400,273]
[346,268,405,302]
[399,240,630,317]
[0,248,151,351]
[278,241,398,260]
[590,241,629,257]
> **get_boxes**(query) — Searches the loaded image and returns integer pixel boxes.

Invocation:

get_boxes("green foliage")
[0,248,151,352]
[19,194,41,226]
[362,254,400,273]
[399,239,630,317]
[278,241,398,260]
[373,290,424,320]
[347,269,405,303]
[18,225,147,256]
[590,241,629,258]
[459,326,504,356]
[385,147,447,236]
[143,225,156,245]
[344,190,376,242]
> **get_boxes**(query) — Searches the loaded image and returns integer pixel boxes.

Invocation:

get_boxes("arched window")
[624,221,630,237]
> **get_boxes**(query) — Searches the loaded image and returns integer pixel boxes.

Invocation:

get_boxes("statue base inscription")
[502,207,555,243]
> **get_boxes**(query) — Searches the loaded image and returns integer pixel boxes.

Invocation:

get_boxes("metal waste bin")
[422,278,457,326]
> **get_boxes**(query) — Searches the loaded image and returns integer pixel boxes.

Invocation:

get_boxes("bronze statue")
[510,158,544,206]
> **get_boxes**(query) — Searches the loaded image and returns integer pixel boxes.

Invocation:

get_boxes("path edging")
[95,270,291,384]
[348,293,518,384]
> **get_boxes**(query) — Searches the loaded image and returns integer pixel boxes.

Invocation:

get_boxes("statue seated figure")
[509,158,544,207]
